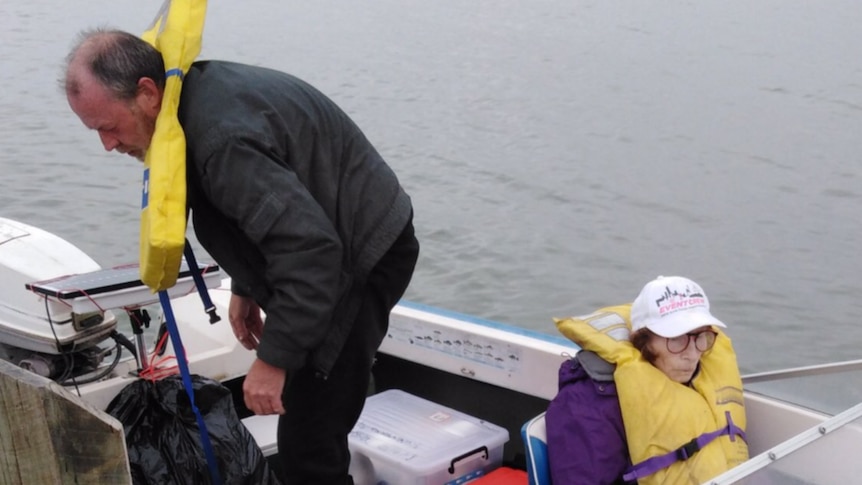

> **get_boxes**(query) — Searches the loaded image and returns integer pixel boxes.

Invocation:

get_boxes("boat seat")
[242,414,279,457]
[521,411,551,485]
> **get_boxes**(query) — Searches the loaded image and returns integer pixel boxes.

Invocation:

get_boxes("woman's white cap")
[630,275,726,338]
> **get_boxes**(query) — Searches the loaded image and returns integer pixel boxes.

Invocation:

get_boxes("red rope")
[139,329,180,382]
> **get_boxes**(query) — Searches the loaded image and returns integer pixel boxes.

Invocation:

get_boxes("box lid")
[348,389,509,473]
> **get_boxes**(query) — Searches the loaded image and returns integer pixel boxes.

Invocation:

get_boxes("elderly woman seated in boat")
[546,275,749,485]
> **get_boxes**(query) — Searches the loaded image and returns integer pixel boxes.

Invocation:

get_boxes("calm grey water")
[2,1,861,410]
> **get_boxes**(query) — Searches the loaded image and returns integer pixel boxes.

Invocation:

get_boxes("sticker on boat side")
[386,316,523,372]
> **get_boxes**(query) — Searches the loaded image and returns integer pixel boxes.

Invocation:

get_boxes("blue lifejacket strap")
[623,411,747,482]
[165,67,184,80]
[183,241,221,324]
[159,291,223,485]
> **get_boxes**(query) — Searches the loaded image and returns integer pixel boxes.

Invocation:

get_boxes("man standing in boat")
[63,28,419,485]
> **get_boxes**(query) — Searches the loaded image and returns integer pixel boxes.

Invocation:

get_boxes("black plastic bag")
[106,374,281,485]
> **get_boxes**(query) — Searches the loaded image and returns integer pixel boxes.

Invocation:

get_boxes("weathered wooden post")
[0,359,131,484]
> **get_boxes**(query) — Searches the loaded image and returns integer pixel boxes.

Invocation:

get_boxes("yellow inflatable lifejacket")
[139,0,207,291]
[555,305,748,484]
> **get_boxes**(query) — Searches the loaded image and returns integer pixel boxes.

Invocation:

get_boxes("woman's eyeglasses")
[666,330,717,354]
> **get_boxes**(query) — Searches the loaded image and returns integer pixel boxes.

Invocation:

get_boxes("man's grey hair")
[64,28,165,99]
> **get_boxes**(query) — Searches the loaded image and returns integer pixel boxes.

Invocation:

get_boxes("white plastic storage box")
[348,389,509,485]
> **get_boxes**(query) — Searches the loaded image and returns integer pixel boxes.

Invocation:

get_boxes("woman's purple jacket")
[545,353,635,485]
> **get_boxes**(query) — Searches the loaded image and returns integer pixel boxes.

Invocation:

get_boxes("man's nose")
[99,131,120,151]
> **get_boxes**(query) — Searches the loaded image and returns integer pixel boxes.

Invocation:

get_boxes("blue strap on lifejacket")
[159,290,223,485]
[184,241,221,324]
[622,411,746,482]
[165,67,184,80]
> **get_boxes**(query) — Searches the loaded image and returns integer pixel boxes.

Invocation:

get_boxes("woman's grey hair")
[64,28,165,99]
[630,327,658,365]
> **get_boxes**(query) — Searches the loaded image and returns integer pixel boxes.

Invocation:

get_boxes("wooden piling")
[0,359,131,485]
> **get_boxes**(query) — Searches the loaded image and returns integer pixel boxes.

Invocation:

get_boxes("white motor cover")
[0,218,116,354]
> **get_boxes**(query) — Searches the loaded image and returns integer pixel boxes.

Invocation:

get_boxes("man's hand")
[243,358,287,415]
[229,294,264,350]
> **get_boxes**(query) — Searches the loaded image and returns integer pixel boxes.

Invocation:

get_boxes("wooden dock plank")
[0,359,131,485]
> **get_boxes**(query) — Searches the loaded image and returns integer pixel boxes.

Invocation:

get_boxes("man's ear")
[136,77,163,116]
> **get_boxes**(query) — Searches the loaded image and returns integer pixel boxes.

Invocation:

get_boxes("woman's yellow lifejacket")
[555,304,749,484]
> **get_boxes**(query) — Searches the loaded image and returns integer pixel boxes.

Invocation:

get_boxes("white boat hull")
[2,216,860,484]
